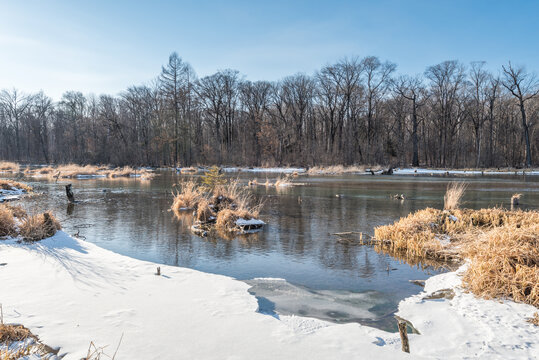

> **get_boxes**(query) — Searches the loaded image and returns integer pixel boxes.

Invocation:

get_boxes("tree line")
[1,53,537,168]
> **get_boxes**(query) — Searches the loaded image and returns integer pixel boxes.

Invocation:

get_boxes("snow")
[397,265,539,359]
[1,233,537,359]
[394,168,539,176]
[235,218,266,226]
[222,167,306,174]
[0,186,25,202]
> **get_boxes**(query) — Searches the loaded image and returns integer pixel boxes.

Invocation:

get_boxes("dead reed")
[171,180,203,211]
[443,181,467,210]
[19,212,61,241]
[0,324,33,343]
[306,165,369,175]
[0,206,17,237]
[0,180,33,193]
[172,178,263,233]
[23,164,154,180]
[0,162,20,173]
[528,312,539,326]
[374,207,539,308]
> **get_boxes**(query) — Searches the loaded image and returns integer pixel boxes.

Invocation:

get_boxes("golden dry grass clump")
[172,178,264,234]
[19,212,61,241]
[1,204,27,219]
[444,181,467,210]
[0,324,33,343]
[374,207,539,308]
[306,165,368,175]
[462,223,539,307]
[528,312,539,326]
[171,180,203,211]
[0,206,17,237]
[0,161,20,173]
[23,164,154,180]
[0,179,33,193]
[195,198,214,222]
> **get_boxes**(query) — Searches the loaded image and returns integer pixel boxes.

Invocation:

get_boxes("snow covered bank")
[222,167,306,174]
[1,233,537,359]
[397,265,538,359]
[0,232,404,359]
[394,168,539,176]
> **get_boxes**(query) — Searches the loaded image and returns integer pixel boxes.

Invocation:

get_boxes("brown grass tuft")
[374,207,539,308]
[528,312,539,326]
[19,212,61,241]
[0,161,20,173]
[196,198,214,222]
[23,164,154,180]
[0,204,27,219]
[0,179,33,193]
[0,206,17,237]
[306,165,367,175]
[444,181,467,210]
[171,180,203,211]
[0,324,33,343]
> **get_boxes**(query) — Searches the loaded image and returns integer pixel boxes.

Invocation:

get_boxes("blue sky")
[1,0,538,99]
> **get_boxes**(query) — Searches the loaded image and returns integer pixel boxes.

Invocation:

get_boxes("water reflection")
[16,171,538,330]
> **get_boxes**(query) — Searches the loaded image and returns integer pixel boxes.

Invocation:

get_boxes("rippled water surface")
[17,171,539,331]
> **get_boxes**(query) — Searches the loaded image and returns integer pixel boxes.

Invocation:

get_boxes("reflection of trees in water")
[37,174,465,277]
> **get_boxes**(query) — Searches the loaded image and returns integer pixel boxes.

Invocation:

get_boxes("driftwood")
[65,184,75,203]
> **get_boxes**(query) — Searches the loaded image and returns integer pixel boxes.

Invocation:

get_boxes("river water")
[17,170,539,331]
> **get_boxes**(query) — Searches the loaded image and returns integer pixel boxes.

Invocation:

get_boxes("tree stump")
[65,184,75,203]
[397,318,410,353]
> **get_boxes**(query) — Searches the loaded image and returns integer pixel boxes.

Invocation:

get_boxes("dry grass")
[444,181,467,210]
[0,346,32,360]
[171,180,203,211]
[306,165,368,175]
[0,324,33,343]
[274,176,291,187]
[374,207,539,308]
[179,167,197,174]
[462,224,538,307]
[172,178,263,233]
[108,166,154,179]
[0,204,27,219]
[19,212,61,241]
[0,180,33,193]
[528,312,539,326]
[196,198,214,222]
[0,206,17,237]
[0,162,19,173]
[23,164,154,180]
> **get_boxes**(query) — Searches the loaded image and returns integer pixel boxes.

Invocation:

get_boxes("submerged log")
[65,184,75,203]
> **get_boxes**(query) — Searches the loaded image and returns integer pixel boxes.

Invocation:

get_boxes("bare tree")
[0,89,34,160]
[502,62,539,167]
[393,75,427,166]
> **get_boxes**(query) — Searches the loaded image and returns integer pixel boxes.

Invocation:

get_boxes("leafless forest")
[1,53,537,168]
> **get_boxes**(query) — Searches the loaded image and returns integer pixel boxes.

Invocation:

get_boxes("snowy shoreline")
[219,167,539,176]
[1,232,537,359]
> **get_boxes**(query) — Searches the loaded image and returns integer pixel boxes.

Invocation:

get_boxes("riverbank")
[1,231,537,359]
